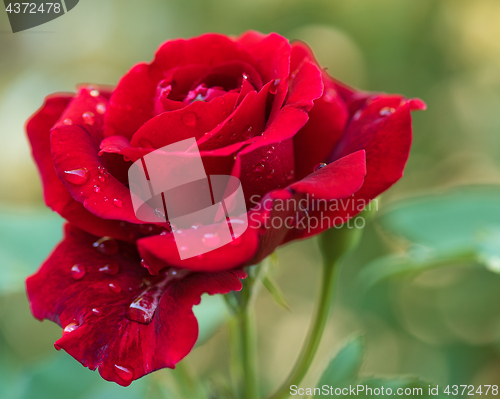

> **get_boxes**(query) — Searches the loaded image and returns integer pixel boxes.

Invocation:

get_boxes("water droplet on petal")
[96,103,106,114]
[254,164,265,173]
[93,237,119,255]
[140,259,148,268]
[109,282,121,293]
[63,118,73,125]
[64,168,89,185]
[243,125,254,139]
[154,208,165,220]
[314,163,327,172]
[99,262,120,275]
[127,274,172,324]
[379,107,395,117]
[63,321,79,335]
[323,88,337,102]
[114,365,134,383]
[113,199,123,207]
[267,169,275,179]
[88,85,100,97]
[202,233,221,247]
[181,111,197,127]
[270,78,281,94]
[93,185,100,193]
[98,175,106,183]
[92,308,101,315]
[82,112,95,126]
[71,264,86,280]
[242,73,249,80]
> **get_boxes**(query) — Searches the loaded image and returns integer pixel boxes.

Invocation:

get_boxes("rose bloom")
[26,31,425,385]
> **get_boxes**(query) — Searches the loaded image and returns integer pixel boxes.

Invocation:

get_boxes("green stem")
[237,306,259,399]
[172,360,203,398]
[267,260,339,399]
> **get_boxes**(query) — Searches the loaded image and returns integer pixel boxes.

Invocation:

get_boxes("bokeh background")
[2,0,500,397]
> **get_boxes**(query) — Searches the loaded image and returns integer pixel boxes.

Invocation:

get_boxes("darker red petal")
[26,224,243,386]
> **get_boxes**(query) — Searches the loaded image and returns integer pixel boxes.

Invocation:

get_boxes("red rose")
[26,31,425,385]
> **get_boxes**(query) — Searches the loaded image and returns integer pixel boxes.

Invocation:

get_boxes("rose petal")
[26,94,135,241]
[105,34,258,139]
[26,224,244,386]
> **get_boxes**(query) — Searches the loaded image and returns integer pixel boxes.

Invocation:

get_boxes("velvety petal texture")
[26,31,425,385]
[27,224,244,386]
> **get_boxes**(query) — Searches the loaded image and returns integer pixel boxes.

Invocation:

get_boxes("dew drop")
[181,111,197,127]
[243,125,254,139]
[64,168,89,185]
[92,308,101,315]
[63,321,79,335]
[138,224,154,234]
[270,78,281,94]
[98,174,106,183]
[99,262,120,275]
[140,259,148,268]
[82,112,95,126]
[93,237,119,255]
[93,185,100,193]
[114,365,134,383]
[96,103,106,115]
[202,233,221,247]
[63,118,73,126]
[267,169,275,179]
[379,107,395,117]
[113,199,123,207]
[314,162,327,172]
[109,282,121,293]
[323,88,337,102]
[126,271,177,324]
[88,85,100,97]
[154,208,166,220]
[71,264,86,280]
[254,164,265,173]
[242,72,249,80]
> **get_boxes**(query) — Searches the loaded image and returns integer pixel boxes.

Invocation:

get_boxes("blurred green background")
[2,0,500,397]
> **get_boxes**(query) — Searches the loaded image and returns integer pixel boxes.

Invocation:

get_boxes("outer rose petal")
[26,224,244,386]
[330,96,425,202]
[26,94,136,241]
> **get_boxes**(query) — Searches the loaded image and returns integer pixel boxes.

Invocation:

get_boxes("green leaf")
[378,186,500,252]
[262,275,290,311]
[0,205,64,294]
[16,353,152,399]
[317,335,364,388]
[358,247,479,289]
[364,187,500,285]
[193,293,229,347]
